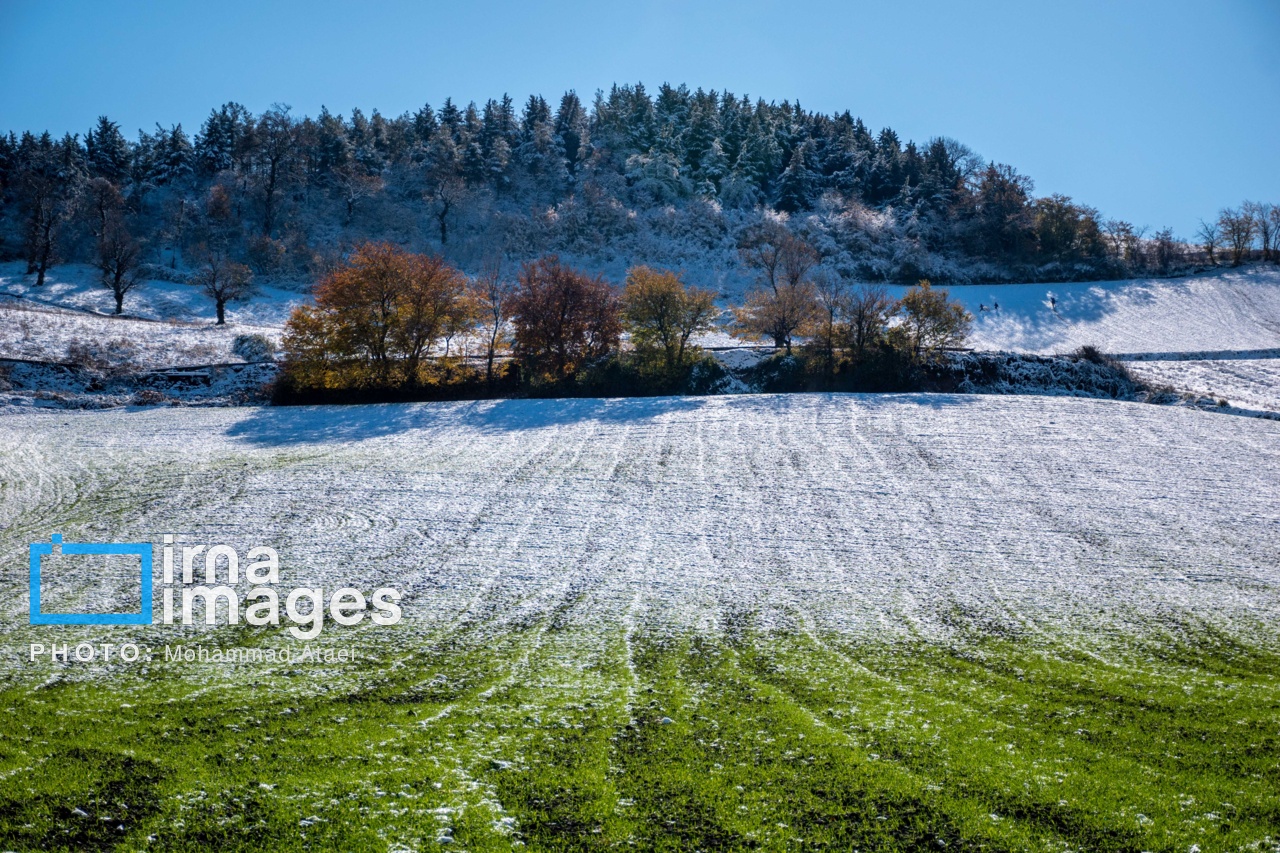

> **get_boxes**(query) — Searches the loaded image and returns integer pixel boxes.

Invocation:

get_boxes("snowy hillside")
[1128,358,1280,413]
[932,267,1280,355]
[0,261,301,367]
[0,260,305,325]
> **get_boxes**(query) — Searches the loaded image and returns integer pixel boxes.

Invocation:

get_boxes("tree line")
[4,83,1273,299]
[276,233,972,402]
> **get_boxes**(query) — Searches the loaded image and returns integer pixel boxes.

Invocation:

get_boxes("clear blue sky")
[2,0,1276,237]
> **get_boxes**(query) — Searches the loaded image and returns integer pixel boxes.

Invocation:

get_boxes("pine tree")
[625,84,656,154]
[736,114,781,196]
[86,116,131,184]
[774,140,817,213]
[194,102,254,175]
[682,90,721,180]
[555,91,589,180]
[154,124,194,186]
[412,103,437,146]
[438,98,463,142]
[314,106,352,175]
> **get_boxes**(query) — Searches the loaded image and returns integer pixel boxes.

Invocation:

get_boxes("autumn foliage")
[282,242,474,390]
[509,256,621,384]
[621,266,718,373]
[276,237,974,402]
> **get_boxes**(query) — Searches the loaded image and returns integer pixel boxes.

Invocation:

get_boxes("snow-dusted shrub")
[1070,344,1138,388]
[1072,344,1108,364]
[65,337,141,371]
[132,388,169,406]
[232,333,278,363]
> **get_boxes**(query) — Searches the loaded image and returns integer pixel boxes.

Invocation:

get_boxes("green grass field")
[3,624,1279,852]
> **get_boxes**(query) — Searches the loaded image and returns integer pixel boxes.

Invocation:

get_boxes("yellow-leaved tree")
[621,266,718,374]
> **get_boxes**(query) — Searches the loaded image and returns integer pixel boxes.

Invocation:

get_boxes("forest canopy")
[0,82,1266,292]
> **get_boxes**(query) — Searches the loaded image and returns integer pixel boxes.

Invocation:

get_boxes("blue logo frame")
[29,534,153,625]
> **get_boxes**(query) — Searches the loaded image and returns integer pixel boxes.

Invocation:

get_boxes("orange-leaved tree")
[281,242,473,389]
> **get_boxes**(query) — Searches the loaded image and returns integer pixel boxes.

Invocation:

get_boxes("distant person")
[993,301,999,311]
[1049,295,1057,311]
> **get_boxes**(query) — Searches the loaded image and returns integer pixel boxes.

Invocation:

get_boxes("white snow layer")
[2,394,1277,657]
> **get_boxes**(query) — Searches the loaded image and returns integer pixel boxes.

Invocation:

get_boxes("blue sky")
[1,0,1276,237]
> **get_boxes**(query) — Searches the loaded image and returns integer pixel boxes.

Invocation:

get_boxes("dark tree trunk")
[216,299,226,325]
[35,218,54,286]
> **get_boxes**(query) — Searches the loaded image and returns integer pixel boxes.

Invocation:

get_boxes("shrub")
[132,389,169,406]
[65,337,140,372]
[571,351,727,398]
[1072,344,1107,364]
[232,333,278,363]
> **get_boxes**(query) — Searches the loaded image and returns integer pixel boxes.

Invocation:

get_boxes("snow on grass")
[0,261,303,367]
[929,266,1280,355]
[0,298,282,368]
[3,394,1277,654]
[1129,358,1280,413]
[0,261,307,326]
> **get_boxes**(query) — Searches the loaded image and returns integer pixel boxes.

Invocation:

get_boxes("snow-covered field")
[5,394,1279,849]
[1129,358,1280,413]
[4,394,1278,657]
[937,267,1280,355]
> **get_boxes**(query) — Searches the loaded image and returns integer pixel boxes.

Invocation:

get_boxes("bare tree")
[333,164,383,226]
[1218,206,1257,266]
[1102,219,1134,267]
[83,177,125,240]
[809,270,847,376]
[427,174,466,245]
[96,215,143,315]
[476,263,517,385]
[1272,207,1280,264]
[1195,219,1220,266]
[1243,201,1275,262]
[846,285,895,358]
[736,224,822,353]
[18,136,81,286]
[193,244,255,324]
[1151,227,1180,275]
[738,220,818,296]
